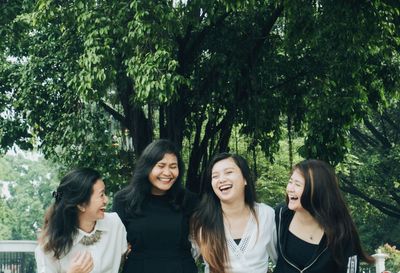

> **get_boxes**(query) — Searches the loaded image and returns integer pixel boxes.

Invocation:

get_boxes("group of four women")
[35,139,374,273]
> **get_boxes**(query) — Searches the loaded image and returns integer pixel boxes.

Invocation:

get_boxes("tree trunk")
[116,69,153,157]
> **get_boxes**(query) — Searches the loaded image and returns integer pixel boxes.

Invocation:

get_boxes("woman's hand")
[67,251,94,273]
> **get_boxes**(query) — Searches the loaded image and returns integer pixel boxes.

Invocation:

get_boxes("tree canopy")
[341,101,400,218]
[1,0,399,200]
[0,152,59,240]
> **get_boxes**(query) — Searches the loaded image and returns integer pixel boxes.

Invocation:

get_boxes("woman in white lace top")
[191,153,277,273]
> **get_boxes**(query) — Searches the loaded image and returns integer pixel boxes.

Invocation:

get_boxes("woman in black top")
[274,159,374,273]
[113,139,198,273]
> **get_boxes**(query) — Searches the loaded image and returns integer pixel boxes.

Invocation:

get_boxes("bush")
[378,243,400,273]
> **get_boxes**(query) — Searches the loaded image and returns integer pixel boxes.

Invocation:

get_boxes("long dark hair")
[114,139,185,216]
[40,168,101,259]
[191,153,257,273]
[290,159,374,268]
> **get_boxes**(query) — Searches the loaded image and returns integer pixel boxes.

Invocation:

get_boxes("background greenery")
[0,0,399,271]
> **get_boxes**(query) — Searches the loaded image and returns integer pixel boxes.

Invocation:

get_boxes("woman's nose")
[163,167,173,176]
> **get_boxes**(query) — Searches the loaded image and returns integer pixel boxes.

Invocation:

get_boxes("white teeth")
[159,178,171,182]
[219,185,233,191]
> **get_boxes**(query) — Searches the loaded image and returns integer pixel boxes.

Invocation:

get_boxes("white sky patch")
[6,55,28,64]
[6,146,42,161]
[173,0,187,7]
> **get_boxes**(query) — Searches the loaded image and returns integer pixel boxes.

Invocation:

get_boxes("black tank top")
[285,231,319,269]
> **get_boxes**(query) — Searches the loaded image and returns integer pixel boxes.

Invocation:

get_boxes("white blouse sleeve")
[261,203,278,265]
[108,212,128,256]
[267,218,278,264]
[35,245,61,273]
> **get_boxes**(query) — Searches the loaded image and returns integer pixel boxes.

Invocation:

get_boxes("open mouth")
[219,184,233,192]
[159,177,173,183]
[289,196,299,201]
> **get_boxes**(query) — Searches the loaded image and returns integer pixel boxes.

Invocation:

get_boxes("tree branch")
[341,177,400,218]
[349,127,379,148]
[99,101,127,127]
[249,3,284,67]
[363,117,392,148]
[389,189,400,205]
[382,110,400,135]
[177,12,229,73]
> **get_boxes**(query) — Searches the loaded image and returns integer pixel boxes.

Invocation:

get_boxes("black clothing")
[113,190,199,273]
[286,231,319,269]
[273,204,360,273]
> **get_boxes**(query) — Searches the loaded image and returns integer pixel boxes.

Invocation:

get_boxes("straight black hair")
[114,139,185,216]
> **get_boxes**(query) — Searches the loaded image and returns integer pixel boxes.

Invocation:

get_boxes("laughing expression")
[211,158,246,203]
[286,169,305,211]
[149,153,179,195]
[80,179,108,222]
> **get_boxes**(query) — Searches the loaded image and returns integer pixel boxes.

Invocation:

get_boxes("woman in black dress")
[113,139,198,273]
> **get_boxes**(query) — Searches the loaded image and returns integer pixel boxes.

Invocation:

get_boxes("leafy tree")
[333,100,400,251]
[0,153,59,240]
[1,0,399,197]
[345,187,399,252]
[338,101,400,219]
[0,198,12,239]
[378,244,400,272]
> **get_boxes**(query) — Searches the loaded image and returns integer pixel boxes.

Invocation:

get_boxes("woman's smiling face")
[79,179,108,222]
[211,157,246,204]
[286,169,305,212]
[148,153,179,195]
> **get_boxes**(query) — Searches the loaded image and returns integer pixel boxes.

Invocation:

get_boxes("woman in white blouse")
[191,153,277,273]
[35,168,128,273]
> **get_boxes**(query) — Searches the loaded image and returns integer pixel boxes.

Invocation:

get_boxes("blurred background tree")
[0,152,59,240]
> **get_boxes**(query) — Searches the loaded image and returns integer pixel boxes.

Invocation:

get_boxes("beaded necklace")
[80,230,103,246]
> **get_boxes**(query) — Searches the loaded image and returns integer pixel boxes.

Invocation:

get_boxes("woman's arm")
[265,205,278,264]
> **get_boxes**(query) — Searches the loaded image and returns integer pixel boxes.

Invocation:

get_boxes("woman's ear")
[77,204,86,212]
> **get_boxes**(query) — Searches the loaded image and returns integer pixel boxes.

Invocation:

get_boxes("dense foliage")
[341,101,400,218]
[1,0,399,194]
[0,152,59,240]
